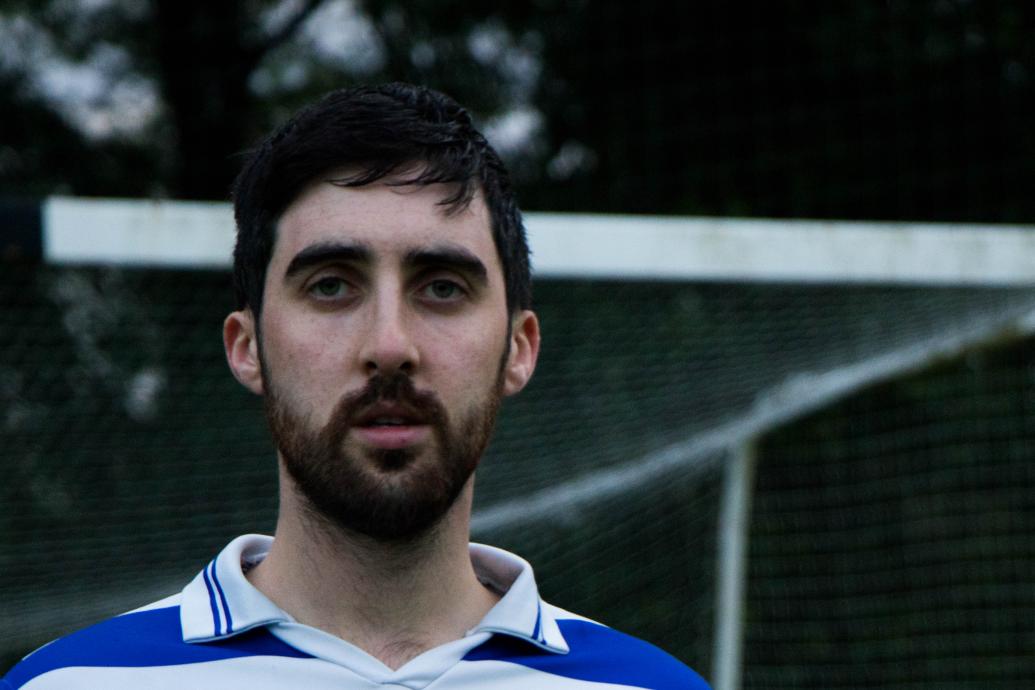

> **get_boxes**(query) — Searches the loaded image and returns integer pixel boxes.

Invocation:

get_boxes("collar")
[180,534,291,642]
[180,534,569,654]
[466,543,569,653]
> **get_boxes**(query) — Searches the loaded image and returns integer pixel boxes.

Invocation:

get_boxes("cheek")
[423,316,508,385]
[260,313,353,405]
[264,299,349,361]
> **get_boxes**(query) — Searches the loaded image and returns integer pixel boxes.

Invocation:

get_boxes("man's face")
[225,174,538,542]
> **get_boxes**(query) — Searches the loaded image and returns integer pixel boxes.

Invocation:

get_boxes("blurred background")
[2,1,1035,688]
[2,0,1033,218]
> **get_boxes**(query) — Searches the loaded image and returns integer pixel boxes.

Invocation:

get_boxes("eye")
[422,279,465,301]
[309,276,351,300]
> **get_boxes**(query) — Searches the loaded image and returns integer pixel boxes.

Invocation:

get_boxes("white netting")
[3,261,1035,685]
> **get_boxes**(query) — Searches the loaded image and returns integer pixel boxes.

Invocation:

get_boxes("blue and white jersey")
[3,535,709,689]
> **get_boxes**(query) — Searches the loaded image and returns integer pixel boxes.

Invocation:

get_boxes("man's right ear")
[223,310,264,395]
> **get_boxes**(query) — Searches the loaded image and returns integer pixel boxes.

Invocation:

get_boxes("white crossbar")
[41,196,1035,285]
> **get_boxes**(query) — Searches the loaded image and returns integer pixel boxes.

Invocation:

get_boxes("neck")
[246,467,498,669]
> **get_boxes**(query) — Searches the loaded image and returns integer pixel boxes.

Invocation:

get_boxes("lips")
[354,402,427,428]
[351,402,431,450]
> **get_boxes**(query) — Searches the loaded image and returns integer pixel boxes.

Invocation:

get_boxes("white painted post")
[712,439,757,690]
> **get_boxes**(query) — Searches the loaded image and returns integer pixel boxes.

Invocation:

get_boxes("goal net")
[2,198,1034,688]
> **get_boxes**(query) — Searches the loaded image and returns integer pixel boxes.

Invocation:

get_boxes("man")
[3,83,709,689]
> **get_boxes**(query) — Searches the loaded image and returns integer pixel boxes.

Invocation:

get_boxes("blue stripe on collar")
[201,562,221,637]
[210,560,234,634]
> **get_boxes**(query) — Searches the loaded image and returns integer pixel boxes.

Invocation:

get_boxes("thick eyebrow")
[284,242,371,280]
[403,245,489,287]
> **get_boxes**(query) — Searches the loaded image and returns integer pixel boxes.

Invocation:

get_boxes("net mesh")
[746,340,1035,689]
[525,1,1035,223]
[3,261,1035,686]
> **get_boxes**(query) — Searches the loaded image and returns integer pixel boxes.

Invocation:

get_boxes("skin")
[222,172,540,670]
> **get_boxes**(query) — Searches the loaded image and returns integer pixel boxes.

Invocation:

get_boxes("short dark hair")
[231,82,531,319]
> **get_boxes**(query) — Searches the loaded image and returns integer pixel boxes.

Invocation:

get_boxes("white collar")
[179,534,569,654]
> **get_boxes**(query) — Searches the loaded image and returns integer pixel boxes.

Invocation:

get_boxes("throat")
[365,636,441,671]
[257,468,491,666]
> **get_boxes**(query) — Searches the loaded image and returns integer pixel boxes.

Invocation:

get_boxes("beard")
[263,367,503,543]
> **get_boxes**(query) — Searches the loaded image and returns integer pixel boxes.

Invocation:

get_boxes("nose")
[359,290,419,376]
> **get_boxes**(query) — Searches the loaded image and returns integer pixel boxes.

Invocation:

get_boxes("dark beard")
[264,370,502,543]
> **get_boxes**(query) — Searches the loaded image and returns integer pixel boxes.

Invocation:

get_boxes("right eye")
[309,277,351,300]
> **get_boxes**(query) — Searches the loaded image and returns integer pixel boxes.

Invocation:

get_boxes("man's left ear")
[503,310,540,396]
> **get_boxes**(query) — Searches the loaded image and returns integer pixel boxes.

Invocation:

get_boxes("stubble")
[264,369,502,543]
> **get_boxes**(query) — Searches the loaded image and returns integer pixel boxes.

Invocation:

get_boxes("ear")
[502,309,540,396]
[223,309,264,395]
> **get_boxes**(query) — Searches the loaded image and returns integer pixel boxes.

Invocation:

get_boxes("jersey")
[3,535,710,689]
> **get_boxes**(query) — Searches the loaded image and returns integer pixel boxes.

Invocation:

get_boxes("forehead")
[272,177,498,268]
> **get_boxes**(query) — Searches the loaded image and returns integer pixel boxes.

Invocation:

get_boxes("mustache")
[335,371,448,428]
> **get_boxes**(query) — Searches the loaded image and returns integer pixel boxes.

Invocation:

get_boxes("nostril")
[364,359,414,375]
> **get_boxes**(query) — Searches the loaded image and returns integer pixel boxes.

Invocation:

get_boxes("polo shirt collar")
[181,534,289,642]
[180,534,569,654]
[467,543,569,653]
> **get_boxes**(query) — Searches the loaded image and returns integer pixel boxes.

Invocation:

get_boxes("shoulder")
[552,613,711,689]
[467,604,711,690]
[2,598,306,690]
[3,602,183,689]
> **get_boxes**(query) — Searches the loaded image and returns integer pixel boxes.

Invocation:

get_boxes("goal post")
[15,195,1035,284]
[3,196,1035,687]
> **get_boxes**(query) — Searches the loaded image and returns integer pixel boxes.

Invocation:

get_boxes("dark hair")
[231,82,531,319]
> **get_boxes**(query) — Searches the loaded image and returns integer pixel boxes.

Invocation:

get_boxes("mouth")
[355,403,425,427]
[352,403,431,449]
[363,416,416,427]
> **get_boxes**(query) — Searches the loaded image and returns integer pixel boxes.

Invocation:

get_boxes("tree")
[0,1,1032,220]
[0,0,552,201]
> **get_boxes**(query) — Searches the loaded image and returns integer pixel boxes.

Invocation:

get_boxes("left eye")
[424,280,463,300]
